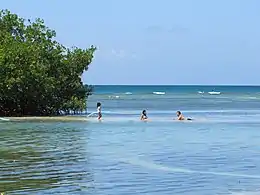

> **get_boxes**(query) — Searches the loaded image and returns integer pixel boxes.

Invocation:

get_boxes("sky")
[2,0,260,85]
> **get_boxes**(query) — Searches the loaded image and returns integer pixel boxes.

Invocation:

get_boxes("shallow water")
[1,120,260,194]
[1,85,260,194]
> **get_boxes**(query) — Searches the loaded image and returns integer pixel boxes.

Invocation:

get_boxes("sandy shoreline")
[1,116,89,122]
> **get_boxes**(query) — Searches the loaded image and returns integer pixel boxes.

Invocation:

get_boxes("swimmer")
[176,111,192,121]
[97,102,102,120]
[140,110,148,120]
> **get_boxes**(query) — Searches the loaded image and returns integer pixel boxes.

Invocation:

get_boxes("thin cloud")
[98,48,138,61]
[111,49,126,58]
[168,25,189,34]
[144,25,163,33]
[145,24,189,34]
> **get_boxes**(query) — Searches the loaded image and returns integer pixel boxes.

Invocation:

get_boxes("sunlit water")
[1,85,260,194]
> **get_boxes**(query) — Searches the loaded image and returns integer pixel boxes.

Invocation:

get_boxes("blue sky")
[2,0,260,85]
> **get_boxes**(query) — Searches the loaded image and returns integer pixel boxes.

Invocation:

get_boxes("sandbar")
[2,116,88,122]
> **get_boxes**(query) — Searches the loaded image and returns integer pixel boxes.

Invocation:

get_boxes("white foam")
[153,91,166,95]
[87,111,114,117]
[108,95,120,99]
[208,91,221,95]
[0,117,10,121]
[118,157,260,179]
[87,112,97,117]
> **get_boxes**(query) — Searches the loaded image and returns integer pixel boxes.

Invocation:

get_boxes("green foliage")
[0,9,96,116]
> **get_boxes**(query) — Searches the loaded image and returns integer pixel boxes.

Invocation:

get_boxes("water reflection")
[0,122,95,194]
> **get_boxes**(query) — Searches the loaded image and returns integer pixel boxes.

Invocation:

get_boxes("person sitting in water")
[140,110,148,120]
[176,111,192,121]
[97,102,102,120]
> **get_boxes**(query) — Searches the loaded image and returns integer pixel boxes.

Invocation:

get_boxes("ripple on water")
[1,120,260,194]
[0,122,96,194]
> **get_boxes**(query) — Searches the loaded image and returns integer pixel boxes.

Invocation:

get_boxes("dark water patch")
[0,122,95,194]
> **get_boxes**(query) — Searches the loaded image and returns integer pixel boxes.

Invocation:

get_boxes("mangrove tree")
[0,9,96,116]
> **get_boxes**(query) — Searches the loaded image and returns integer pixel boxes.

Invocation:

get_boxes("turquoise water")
[1,85,260,194]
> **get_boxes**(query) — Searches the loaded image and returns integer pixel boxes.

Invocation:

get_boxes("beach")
[1,85,260,195]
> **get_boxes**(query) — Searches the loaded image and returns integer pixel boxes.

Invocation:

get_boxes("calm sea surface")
[1,85,260,195]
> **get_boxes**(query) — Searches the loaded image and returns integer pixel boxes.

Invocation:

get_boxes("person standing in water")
[140,110,148,120]
[176,111,192,121]
[97,102,102,120]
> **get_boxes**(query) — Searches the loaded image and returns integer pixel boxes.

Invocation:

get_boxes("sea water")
[1,85,260,195]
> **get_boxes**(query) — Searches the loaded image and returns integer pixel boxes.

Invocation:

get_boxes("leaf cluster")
[0,10,96,116]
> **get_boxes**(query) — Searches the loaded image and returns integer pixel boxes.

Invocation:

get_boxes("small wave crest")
[153,91,166,95]
[108,95,120,99]
[208,91,221,95]
[197,91,221,95]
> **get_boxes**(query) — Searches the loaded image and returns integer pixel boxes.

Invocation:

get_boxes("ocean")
[1,85,260,195]
[87,85,260,122]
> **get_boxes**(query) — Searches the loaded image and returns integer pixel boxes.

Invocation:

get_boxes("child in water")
[140,110,148,120]
[176,111,192,121]
[97,102,102,120]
